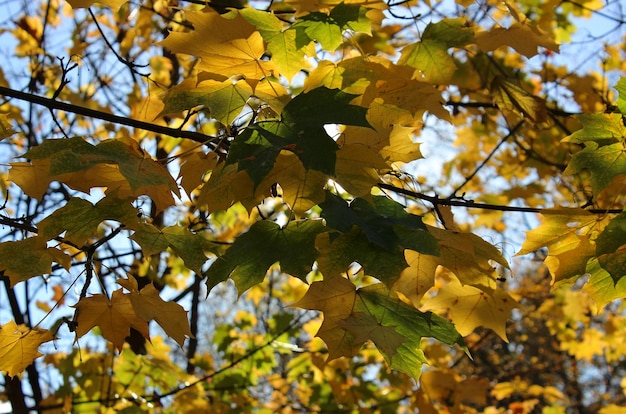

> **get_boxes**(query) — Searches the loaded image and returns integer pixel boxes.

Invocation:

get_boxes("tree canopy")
[0,0,625,411]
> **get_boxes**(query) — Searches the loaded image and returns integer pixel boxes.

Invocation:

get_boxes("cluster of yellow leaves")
[74,275,193,351]
[4,0,622,397]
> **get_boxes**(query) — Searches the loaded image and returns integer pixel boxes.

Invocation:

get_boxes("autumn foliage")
[0,0,625,411]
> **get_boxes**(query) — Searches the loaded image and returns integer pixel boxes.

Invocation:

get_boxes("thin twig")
[448,120,524,198]
[377,182,623,215]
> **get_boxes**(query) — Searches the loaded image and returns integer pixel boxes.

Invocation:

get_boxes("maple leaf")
[178,151,219,196]
[428,226,509,290]
[422,277,518,341]
[565,113,626,147]
[392,250,439,306]
[0,113,15,139]
[334,143,388,198]
[491,76,547,124]
[197,162,257,213]
[583,258,626,311]
[0,320,54,377]
[563,141,626,195]
[475,22,559,58]
[399,18,474,84]
[517,209,598,256]
[292,277,466,379]
[294,3,372,51]
[73,289,150,352]
[254,151,329,214]
[227,86,370,185]
[315,229,409,285]
[545,234,596,286]
[316,192,438,286]
[9,137,179,213]
[419,370,490,409]
[117,276,193,347]
[206,220,326,293]
[320,191,439,253]
[238,9,314,80]
[65,0,127,10]
[595,212,626,283]
[159,10,277,84]
[131,223,216,274]
[0,237,71,286]
[158,77,253,125]
[37,196,140,246]
[615,77,626,114]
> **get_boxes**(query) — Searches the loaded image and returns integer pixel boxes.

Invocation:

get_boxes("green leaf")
[357,283,467,351]
[266,29,314,81]
[226,126,284,188]
[228,87,370,184]
[240,8,314,81]
[12,137,179,212]
[293,278,466,379]
[159,78,252,125]
[563,141,626,194]
[238,7,283,38]
[206,220,326,293]
[131,224,215,274]
[315,229,408,286]
[584,257,626,310]
[297,14,343,51]
[331,3,371,34]
[565,113,625,147]
[0,237,71,286]
[38,196,139,246]
[295,4,370,51]
[319,191,439,255]
[282,86,370,128]
[615,77,626,114]
[399,18,474,84]
[595,212,626,283]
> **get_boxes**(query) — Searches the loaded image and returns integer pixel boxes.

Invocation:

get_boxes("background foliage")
[0,0,625,412]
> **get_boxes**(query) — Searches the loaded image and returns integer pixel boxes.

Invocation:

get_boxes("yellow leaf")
[255,151,328,215]
[475,22,559,58]
[428,225,509,290]
[0,320,53,377]
[436,205,461,231]
[491,76,547,124]
[8,160,53,199]
[118,276,193,347]
[74,289,150,352]
[178,152,219,196]
[420,370,489,407]
[290,276,359,360]
[545,234,595,286]
[66,0,127,10]
[392,250,438,306]
[517,209,598,256]
[197,162,256,213]
[160,10,277,85]
[334,143,386,198]
[422,277,517,340]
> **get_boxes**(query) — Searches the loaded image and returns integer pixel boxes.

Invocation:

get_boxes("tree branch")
[377,182,624,215]
[0,86,220,150]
